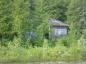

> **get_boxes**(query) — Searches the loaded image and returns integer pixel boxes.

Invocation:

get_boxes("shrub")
[78,36,86,60]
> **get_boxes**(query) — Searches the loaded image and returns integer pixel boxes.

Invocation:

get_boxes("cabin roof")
[48,18,69,27]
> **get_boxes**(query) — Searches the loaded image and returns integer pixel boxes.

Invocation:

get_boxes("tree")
[11,0,30,37]
[28,0,49,46]
[79,0,86,39]
[66,0,81,40]
[44,0,68,21]
[0,0,12,42]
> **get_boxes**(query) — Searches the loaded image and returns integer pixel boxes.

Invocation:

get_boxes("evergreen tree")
[66,0,81,41]
[0,0,12,41]
[44,0,68,20]
[11,0,30,36]
[29,0,49,46]
[79,0,86,39]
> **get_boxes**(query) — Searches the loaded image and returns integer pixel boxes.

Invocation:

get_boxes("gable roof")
[48,18,69,27]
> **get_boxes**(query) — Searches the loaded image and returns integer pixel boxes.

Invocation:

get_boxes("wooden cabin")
[48,18,69,39]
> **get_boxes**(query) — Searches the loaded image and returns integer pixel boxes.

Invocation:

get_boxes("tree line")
[0,0,86,47]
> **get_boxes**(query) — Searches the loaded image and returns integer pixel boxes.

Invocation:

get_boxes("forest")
[0,0,86,63]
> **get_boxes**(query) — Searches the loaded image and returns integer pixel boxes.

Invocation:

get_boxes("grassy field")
[0,39,86,63]
[0,45,86,63]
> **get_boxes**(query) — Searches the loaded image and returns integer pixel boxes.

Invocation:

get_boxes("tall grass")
[0,39,86,62]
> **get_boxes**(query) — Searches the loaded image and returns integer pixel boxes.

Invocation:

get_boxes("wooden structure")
[48,18,69,39]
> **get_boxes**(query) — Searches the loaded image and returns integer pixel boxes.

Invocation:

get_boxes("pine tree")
[11,0,30,36]
[44,0,68,20]
[66,0,81,40]
[80,0,86,39]
[29,0,49,46]
[0,0,12,41]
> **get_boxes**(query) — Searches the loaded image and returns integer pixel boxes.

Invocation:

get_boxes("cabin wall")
[51,26,68,37]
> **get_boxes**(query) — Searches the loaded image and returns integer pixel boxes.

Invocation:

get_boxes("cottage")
[48,18,69,38]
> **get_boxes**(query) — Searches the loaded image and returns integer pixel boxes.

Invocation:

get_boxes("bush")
[78,36,86,60]
[0,37,86,62]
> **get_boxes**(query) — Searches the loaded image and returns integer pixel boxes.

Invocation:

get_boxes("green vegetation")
[0,39,86,63]
[0,0,86,62]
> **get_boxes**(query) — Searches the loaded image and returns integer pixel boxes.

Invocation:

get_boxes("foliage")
[0,0,12,34]
[0,43,85,62]
[0,0,86,62]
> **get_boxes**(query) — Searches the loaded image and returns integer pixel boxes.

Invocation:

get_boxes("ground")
[28,61,86,64]
[1,61,86,64]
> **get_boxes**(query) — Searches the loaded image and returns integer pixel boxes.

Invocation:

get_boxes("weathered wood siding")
[51,26,68,37]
